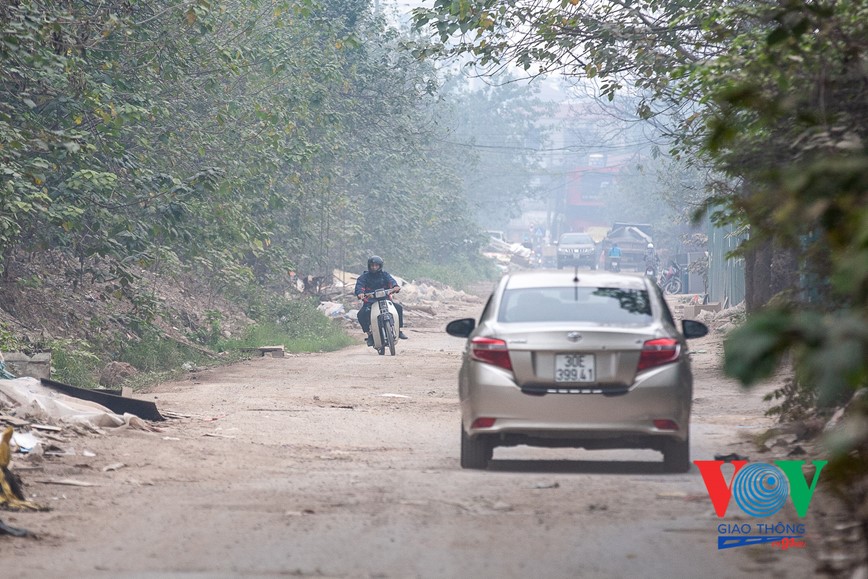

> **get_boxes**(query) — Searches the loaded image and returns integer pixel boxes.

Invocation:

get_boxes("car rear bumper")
[461,363,691,445]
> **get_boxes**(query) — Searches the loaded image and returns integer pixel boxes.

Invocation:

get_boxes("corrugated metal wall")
[708,222,746,307]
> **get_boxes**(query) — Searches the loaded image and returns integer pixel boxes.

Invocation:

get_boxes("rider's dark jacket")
[354,270,400,305]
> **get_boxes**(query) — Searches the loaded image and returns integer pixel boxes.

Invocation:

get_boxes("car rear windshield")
[498,287,653,325]
[559,234,594,245]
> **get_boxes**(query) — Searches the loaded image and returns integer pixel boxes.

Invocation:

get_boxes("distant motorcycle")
[361,287,400,356]
[659,262,683,295]
[644,263,657,278]
[608,256,621,272]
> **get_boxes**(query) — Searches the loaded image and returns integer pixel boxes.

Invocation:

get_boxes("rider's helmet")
[647,243,654,249]
[367,255,384,273]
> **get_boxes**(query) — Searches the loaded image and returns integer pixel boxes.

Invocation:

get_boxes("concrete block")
[3,352,51,379]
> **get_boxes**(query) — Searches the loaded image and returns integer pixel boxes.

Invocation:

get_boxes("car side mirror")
[446,318,476,338]
[682,319,709,339]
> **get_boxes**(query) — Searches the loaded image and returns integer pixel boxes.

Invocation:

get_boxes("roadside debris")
[0,377,162,428]
[34,478,101,487]
[11,430,40,454]
[532,481,560,489]
[41,378,164,421]
[0,518,32,537]
[99,361,139,388]
[241,345,285,358]
[0,414,29,427]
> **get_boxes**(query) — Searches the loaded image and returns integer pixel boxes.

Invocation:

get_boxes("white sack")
[0,377,125,428]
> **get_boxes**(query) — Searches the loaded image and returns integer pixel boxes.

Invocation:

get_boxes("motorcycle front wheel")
[382,317,396,356]
[664,277,683,295]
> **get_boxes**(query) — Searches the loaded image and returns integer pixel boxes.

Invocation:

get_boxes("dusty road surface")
[1,294,822,578]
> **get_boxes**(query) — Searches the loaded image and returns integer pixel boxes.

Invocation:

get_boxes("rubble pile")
[482,238,534,270]
[314,270,482,328]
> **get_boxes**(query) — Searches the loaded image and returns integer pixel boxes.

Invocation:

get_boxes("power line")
[434,138,655,153]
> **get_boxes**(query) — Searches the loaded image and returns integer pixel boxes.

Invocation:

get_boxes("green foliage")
[116,332,209,375]
[49,339,102,389]
[269,298,349,341]
[0,322,25,353]
[220,321,354,354]
[194,310,224,347]
[706,0,868,429]
[412,0,868,516]
[0,0,509,397]
[1,0,488,304]
[763,378,818,422]
[726,306,867,409]
[217,297,354,353]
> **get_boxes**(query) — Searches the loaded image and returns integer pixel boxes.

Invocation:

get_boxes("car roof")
[503,270,649,291]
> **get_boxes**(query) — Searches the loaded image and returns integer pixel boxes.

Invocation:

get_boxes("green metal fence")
[708,222,746,307]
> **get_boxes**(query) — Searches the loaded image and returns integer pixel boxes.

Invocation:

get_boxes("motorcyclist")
[607,243,622,271]
[644,243,660,276]
[355,255,408,346]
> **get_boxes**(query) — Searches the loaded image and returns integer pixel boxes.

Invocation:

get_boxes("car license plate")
[555,354,596,383]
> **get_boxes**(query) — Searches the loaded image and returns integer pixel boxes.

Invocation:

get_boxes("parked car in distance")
[555,232,597,269]
[445,270,708,472]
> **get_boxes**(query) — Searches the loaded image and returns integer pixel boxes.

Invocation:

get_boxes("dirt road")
[1,297,821,578]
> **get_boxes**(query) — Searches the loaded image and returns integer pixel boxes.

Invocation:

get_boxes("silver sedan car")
[446,270,708,472]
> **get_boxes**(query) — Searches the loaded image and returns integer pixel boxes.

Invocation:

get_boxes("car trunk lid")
[501,325,652,389]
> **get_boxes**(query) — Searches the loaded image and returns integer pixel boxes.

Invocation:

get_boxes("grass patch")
[219,321,354,353]
[217,296,355,353]
[117,332,212,374]
[49,339,102,389]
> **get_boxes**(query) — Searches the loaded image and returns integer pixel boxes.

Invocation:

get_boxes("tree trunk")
[744,238,772,313]
[744,236,799,313]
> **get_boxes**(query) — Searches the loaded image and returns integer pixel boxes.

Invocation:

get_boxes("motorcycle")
[644,263,657,278]
[658,262,683,295]
[608,256,621,272]
[361,287,400,356]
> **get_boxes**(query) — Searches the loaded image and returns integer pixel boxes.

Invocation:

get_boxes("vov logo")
[694,459,827,518]
[694,459,827,550]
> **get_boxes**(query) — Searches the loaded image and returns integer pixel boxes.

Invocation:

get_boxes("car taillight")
[470,337,512,371]
[637,338,681,371]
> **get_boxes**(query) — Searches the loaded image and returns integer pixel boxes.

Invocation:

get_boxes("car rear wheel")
[460,425,492,469]
[663,436,690,473]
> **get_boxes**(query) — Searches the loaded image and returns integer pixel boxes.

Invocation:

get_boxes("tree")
[412,0,868,523]
[1,0,494,297]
